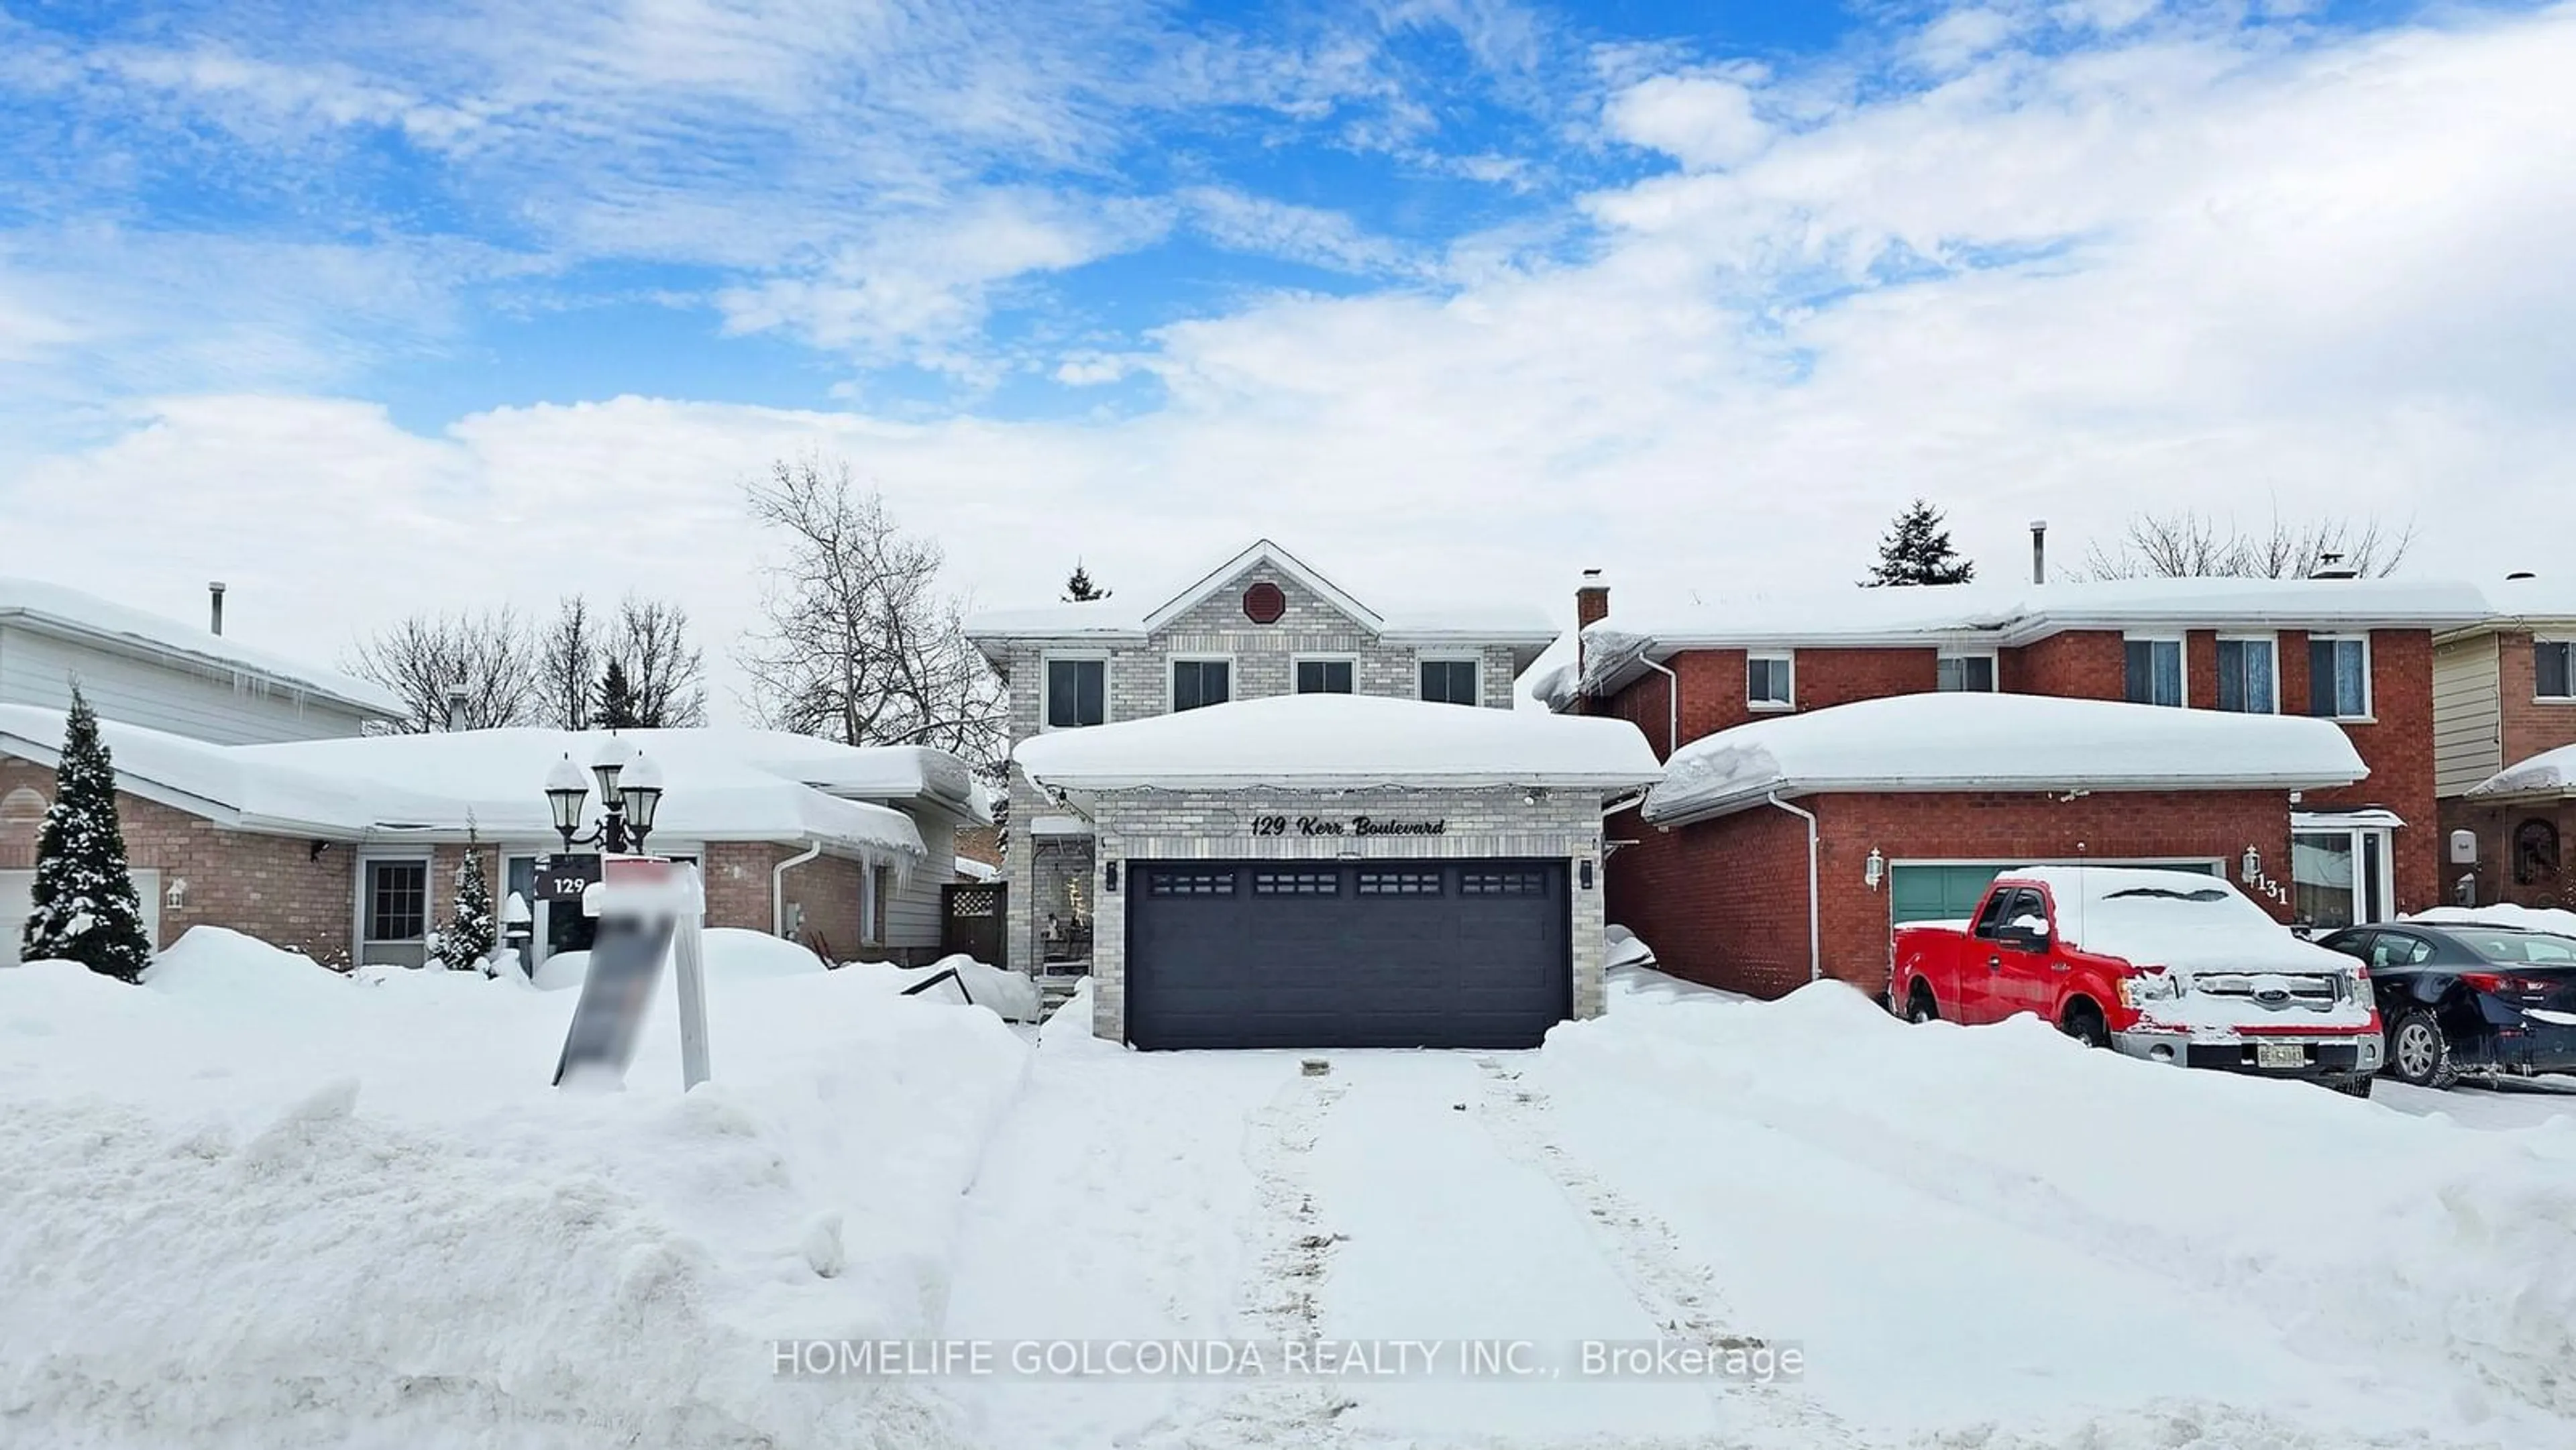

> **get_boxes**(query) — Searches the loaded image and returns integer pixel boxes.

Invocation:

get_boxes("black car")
[2316,922,2576,1089]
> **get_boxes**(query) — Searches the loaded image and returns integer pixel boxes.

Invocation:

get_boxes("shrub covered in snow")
[18,686,154,982]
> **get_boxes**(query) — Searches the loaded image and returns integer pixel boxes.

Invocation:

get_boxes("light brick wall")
[1078,786,1607,1042]
[1,755,354,963]
[999,559,1523,972]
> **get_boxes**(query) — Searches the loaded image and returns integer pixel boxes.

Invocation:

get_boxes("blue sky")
[3,1,2571,718]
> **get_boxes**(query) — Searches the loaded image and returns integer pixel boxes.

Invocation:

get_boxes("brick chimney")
[1574,567,1609,685]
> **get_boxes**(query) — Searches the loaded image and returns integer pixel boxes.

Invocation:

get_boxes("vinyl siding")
[0,624,376,744]
[2433,634,2503,797]
[884,817,955,952]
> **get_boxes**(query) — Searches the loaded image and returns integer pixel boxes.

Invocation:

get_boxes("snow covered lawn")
[9,942,2576,1448]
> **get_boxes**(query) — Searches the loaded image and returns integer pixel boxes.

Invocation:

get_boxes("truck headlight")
[2119,974,2181,1009]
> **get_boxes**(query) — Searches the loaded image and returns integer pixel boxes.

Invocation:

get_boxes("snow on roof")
[1581,576,2498,696]
[2467,743,2576,799]
[2007,867,2357,974]
[0,576,403,717]
[1014,693,1662,791]
[2410,903,2576,936]
[963,539,1554,647]
[238,729,932,856]
[1641,692,2367,826]
[2475,573,2576,624]
[0,706,931,860]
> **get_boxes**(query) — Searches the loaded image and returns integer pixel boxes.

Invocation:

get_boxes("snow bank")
[0,574,404,716]
[2412,902,2576,936]
[1643,691,2367,824]
[1604,924,1656,970]
[144,926,353,999]
[1014,691,1662,791]
[0,926,1032,1448]
[1534,981,2576,1429]
[843,955,1041,1023]
[703,926,827,978]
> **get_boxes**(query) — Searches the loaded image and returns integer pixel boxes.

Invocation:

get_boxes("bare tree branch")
[537,596,598,730]
[343,609,539,734]
[612,593,708,728]
[2080,509,2414,581]
[737,453,1005,765]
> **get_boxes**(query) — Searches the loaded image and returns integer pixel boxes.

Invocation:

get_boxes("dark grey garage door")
[1125,859,1570,1050]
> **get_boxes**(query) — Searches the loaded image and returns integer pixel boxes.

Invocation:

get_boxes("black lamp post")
[545,738,666,854]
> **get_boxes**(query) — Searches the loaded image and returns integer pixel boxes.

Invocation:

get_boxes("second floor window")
[2307,636,2370,719]
[1747,654,1792,708]
[2215,637,2277,713]
[2125,638,2184,707]
[1045,658,1106,728]
[1937,653,1996,691]
[1172,659,1230,712]
[2538,640,2575,700]
[1296,659,1354,694]
[1420,659,1479,706]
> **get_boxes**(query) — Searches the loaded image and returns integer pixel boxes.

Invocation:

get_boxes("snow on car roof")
[1641,692,2367,826]
[2466,742,2576,799]
[1014,692,1663,791]
[0,706,932,859]
[0,575,405,718]
[2005,866,2356,973]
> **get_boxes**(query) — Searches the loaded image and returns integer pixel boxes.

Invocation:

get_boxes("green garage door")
[1889,860,2218,926]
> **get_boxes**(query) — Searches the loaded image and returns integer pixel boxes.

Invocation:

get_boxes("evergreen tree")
[1063,563,1112,602]
[1865,499,1977,587]
[596,659,641,730]
[21,686,155,981]
[435,832,497,973]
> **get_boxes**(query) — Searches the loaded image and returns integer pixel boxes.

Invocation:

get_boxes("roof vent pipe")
[208,581,227,636]
[2507,571,2538,581]
[2310,551,2359,581]
[444,684,470,732]
[2029,521,2047,585]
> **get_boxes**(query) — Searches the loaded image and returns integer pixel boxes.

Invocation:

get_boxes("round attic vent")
[1242,581,1286,624]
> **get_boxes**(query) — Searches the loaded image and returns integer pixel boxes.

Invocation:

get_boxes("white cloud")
[1603,72,1771,171]
[6,1,2575,723]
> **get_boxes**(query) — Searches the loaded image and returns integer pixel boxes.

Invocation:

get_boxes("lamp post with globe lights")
[544,738,665,854]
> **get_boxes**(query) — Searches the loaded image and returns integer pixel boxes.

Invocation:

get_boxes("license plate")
[2255,1042,2306,1070]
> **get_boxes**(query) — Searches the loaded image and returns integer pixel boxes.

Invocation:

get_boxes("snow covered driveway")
[934,977,2576,1450]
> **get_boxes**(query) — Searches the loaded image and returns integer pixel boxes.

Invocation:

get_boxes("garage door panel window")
[1460,869,1546,896]
[1147,868,1235,897]
[1252,869,1339,897]
[1356,869,1444,896]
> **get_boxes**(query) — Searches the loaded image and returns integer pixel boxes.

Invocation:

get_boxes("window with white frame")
[2537,640,2576,700]
[1936,653,1997,692]
[2215,636,2278,714]
[1171,658,1231,712]
[1295,658,1355,694]
[1419,657,1479,706]
[1044,657,1107,728]
[361,858,431,968]
[2124,637,2184,707]
[2306,635,2371,719]
[1746,653,1793,709]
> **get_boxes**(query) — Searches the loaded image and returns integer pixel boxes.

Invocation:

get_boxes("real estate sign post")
[551,855,711,1091]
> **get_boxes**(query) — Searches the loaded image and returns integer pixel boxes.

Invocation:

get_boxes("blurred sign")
[551,855,711,1091]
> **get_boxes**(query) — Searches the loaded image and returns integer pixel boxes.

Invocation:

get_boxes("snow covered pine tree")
[1866,499,1977,587]
[21,685,156,981]
[436,833,498,972]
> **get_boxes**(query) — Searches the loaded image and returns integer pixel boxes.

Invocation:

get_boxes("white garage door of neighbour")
[1,869,161,964]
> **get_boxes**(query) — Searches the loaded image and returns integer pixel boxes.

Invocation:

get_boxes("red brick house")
[1,706,987,970]
[1557,573,2495,998]
[2433,576,2576,911]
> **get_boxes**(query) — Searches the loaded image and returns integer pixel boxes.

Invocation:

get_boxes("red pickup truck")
[1891,867,2383,1096]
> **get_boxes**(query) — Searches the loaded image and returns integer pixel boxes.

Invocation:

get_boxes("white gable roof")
[1140,539,1383,633]
[1640,692,2367,827]
[1014,693,1661,791]
[0,575,403,718]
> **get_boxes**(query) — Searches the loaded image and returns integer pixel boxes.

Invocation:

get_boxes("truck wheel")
[2385,1009,2459,1090]
[1905,984,1939,1023]
[2328,1075,2375,1099]
[2059,1000,2110,1049]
